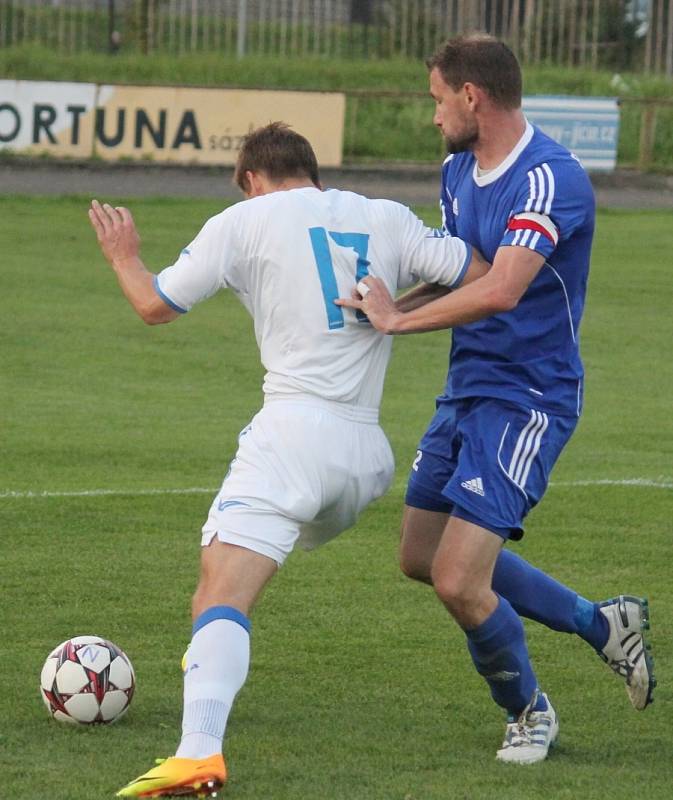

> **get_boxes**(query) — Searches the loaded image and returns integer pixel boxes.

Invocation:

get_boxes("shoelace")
[503,700,550,749]
[504,719,536,747]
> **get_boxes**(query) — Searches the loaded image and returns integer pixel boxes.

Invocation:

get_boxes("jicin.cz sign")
[523,95,620,172]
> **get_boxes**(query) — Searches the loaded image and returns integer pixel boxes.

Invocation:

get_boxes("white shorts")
[201,395,395,565]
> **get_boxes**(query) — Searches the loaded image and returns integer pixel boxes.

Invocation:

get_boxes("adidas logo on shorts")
[460,477,485,496]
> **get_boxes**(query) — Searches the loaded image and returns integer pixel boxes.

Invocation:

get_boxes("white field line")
[552,478,673,489]
[0,487,217,499]
[0,478,672,500]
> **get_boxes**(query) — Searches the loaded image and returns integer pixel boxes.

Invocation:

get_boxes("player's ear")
[463,82,478,110]
[245,170,263,198]
[465,82,488,113]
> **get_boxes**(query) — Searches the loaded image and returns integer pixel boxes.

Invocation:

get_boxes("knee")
[431,565,479,618]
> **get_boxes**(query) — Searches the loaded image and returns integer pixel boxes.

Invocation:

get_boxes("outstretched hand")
[88,199,141,268]
[335,275,401,334]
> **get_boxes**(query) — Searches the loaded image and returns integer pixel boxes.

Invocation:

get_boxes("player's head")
[234,122,321,197]
[426,34,522,153]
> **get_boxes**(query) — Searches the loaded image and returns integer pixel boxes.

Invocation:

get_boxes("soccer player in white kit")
[88,123,487,798]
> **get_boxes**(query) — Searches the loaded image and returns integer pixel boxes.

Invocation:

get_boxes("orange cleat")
[116,754,227,798]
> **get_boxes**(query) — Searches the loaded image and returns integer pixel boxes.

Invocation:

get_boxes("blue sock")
[493,549,579,633]
[493,549,609,649]
[573,596,610,651]
[465,595,537,716]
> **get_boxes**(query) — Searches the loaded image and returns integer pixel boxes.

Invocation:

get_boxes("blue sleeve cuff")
[153,275,188,314]
[450,242,472,288]
[500,231,555,258]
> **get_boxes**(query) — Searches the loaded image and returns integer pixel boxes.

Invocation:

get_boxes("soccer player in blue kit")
[338,34,655,764]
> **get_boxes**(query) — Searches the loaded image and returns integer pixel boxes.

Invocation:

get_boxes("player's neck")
[247,176,320,198]
[473,111,527,171]
[269,177,319,193]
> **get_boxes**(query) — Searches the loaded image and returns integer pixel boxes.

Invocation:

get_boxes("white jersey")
[155,187,471,411]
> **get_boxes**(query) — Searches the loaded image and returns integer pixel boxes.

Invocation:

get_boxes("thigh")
[404,400,465,513]
[203,403,394,562]
[298,418,394,550]
[443,399,577,539]
[201,407,309,565]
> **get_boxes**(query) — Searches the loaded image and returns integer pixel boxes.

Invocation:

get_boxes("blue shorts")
[405,397,577,540]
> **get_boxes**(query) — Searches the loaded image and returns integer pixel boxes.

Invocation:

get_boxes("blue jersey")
[440,122,595,417]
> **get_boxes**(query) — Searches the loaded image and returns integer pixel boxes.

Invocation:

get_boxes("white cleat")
[496,691,559,765]
[598,595,655,710]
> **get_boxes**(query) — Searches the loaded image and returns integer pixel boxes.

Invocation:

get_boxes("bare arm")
[337,246,544,334]
[88,199,179,326]
[395,282,451,312]
[394,247,490,312]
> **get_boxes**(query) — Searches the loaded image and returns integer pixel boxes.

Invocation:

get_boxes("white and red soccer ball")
[40,635,135,724]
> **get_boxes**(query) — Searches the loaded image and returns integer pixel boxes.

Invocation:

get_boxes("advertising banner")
[523,96,620,171]
[0,80,98,158]
[0,80,346,166]
[0,81,618,171]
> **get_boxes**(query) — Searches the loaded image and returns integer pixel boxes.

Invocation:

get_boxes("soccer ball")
[40,635,135,724]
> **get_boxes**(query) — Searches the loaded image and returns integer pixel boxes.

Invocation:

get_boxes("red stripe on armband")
[507,218,556,242]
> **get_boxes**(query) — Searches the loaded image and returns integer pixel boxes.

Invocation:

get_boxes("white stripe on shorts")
[517,412,549,488]
[508,411,538,481]
[512,411,546,487]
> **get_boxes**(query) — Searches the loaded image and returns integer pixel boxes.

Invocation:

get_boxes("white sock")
[175,612,250,759]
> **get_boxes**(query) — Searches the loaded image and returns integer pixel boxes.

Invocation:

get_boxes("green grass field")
[2,195,672,799]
